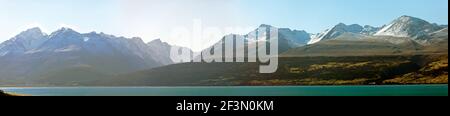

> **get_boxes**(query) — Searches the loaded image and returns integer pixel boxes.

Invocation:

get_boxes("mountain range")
[199,15,447,60]
[0,28,176,85]
[0,15,447,86]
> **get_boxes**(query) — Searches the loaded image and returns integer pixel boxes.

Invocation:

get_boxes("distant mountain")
[308,16,448,45]
[361,25,381,35]
[374,15,445,41]
[195,15,448,61]
[248,24,312,52]
[277,28,312,47]
[0,28,48,56]
[0,27,173,84]
[308,23,380,44]
[245,24,311,47]
[301,15,448,55]
[147,39,193,64]
[283,27,448,57]
[196,24,312,61]
[146,39,174,65]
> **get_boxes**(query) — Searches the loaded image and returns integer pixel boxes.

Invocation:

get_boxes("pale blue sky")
[0,0,448,51]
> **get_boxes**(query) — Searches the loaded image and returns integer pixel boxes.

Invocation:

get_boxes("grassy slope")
[106,54,447,86]
[282,37,424,57]
[383,55,448,84]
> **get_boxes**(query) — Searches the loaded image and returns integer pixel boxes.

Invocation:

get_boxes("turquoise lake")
[1,85,448,96]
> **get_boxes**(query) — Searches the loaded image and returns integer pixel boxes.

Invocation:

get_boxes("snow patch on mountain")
[83,37,90,42]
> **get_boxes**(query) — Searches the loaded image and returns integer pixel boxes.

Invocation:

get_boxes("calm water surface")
[1,85,448,96]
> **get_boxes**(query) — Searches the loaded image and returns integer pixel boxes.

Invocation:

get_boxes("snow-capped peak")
[13,27,46,40]
[0,27,48,52]
[308,23,366,44]
[50,27,78,35]
[47,27,82,41]
[374,15,444,39]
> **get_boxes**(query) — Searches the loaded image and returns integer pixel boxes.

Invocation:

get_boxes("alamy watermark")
[168,20,279,73]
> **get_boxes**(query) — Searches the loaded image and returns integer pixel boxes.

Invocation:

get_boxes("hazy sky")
[0,0,448,51]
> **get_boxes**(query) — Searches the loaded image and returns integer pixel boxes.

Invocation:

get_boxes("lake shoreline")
[0,89,19,96]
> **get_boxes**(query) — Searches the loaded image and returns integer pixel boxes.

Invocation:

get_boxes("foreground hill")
[0,90,13,96]
[104,54,447,86]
